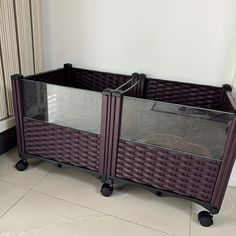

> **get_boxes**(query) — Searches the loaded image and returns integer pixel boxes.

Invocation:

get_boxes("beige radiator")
[0,56,8,120]
[0,0,44,120]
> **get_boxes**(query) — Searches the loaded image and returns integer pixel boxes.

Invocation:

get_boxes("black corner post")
[11,74,25,154]
[64,63,73,82]
[130,73,139,97]
[138,73,146,98]
[99,89,113,178]
[109,90,123,177]
[221,84,236,113]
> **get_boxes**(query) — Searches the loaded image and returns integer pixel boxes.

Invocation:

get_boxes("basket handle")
[114,73,140,94]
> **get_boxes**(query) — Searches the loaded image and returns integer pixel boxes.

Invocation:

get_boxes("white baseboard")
[0,116,15,133]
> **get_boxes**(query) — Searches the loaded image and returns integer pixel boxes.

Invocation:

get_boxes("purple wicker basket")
[11,64,236,227]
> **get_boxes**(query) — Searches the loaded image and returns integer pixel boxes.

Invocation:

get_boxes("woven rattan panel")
[116,140,221,202]
[72,68,131,92]
[144,79,224,110]
[26,69,68,86]
[23,118,100,171]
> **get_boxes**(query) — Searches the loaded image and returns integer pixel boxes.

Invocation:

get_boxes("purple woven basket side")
[116,139,221,202]
[143,78,230,111]
[72,68,132,92]
[23,118,100,171]
[25,69,68,86]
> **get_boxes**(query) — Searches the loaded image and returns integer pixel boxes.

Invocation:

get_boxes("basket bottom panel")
[116,139,221,202]
[23,118,101,172]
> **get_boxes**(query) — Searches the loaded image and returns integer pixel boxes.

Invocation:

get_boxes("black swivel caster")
[57,163,62,168]
[198,211,213,227]
[15,160,29,172]
[101,183,113,197]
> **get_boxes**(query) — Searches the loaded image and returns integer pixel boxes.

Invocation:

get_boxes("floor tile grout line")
[0,179,30,190]
[30,165,56,190]
[33,189,170,235]
[0,189,32,221]
[0,162,18,170]
[0,164,56,191]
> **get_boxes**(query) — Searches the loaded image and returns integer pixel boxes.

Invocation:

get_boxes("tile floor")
[0,148,235,236]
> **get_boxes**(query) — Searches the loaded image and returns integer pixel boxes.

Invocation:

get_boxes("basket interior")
[24,66,234,112]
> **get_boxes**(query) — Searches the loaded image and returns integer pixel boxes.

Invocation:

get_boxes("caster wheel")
[15,160,29,172]
[57,164,62,168]
[101,183,113,197]
[198,211,213,227]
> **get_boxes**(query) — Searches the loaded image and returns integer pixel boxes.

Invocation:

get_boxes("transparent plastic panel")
[22,79,102,133]
[121,96,235,160]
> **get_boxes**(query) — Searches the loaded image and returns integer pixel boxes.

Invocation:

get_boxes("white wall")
[230,33,236,95]
[43,0,236,86]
